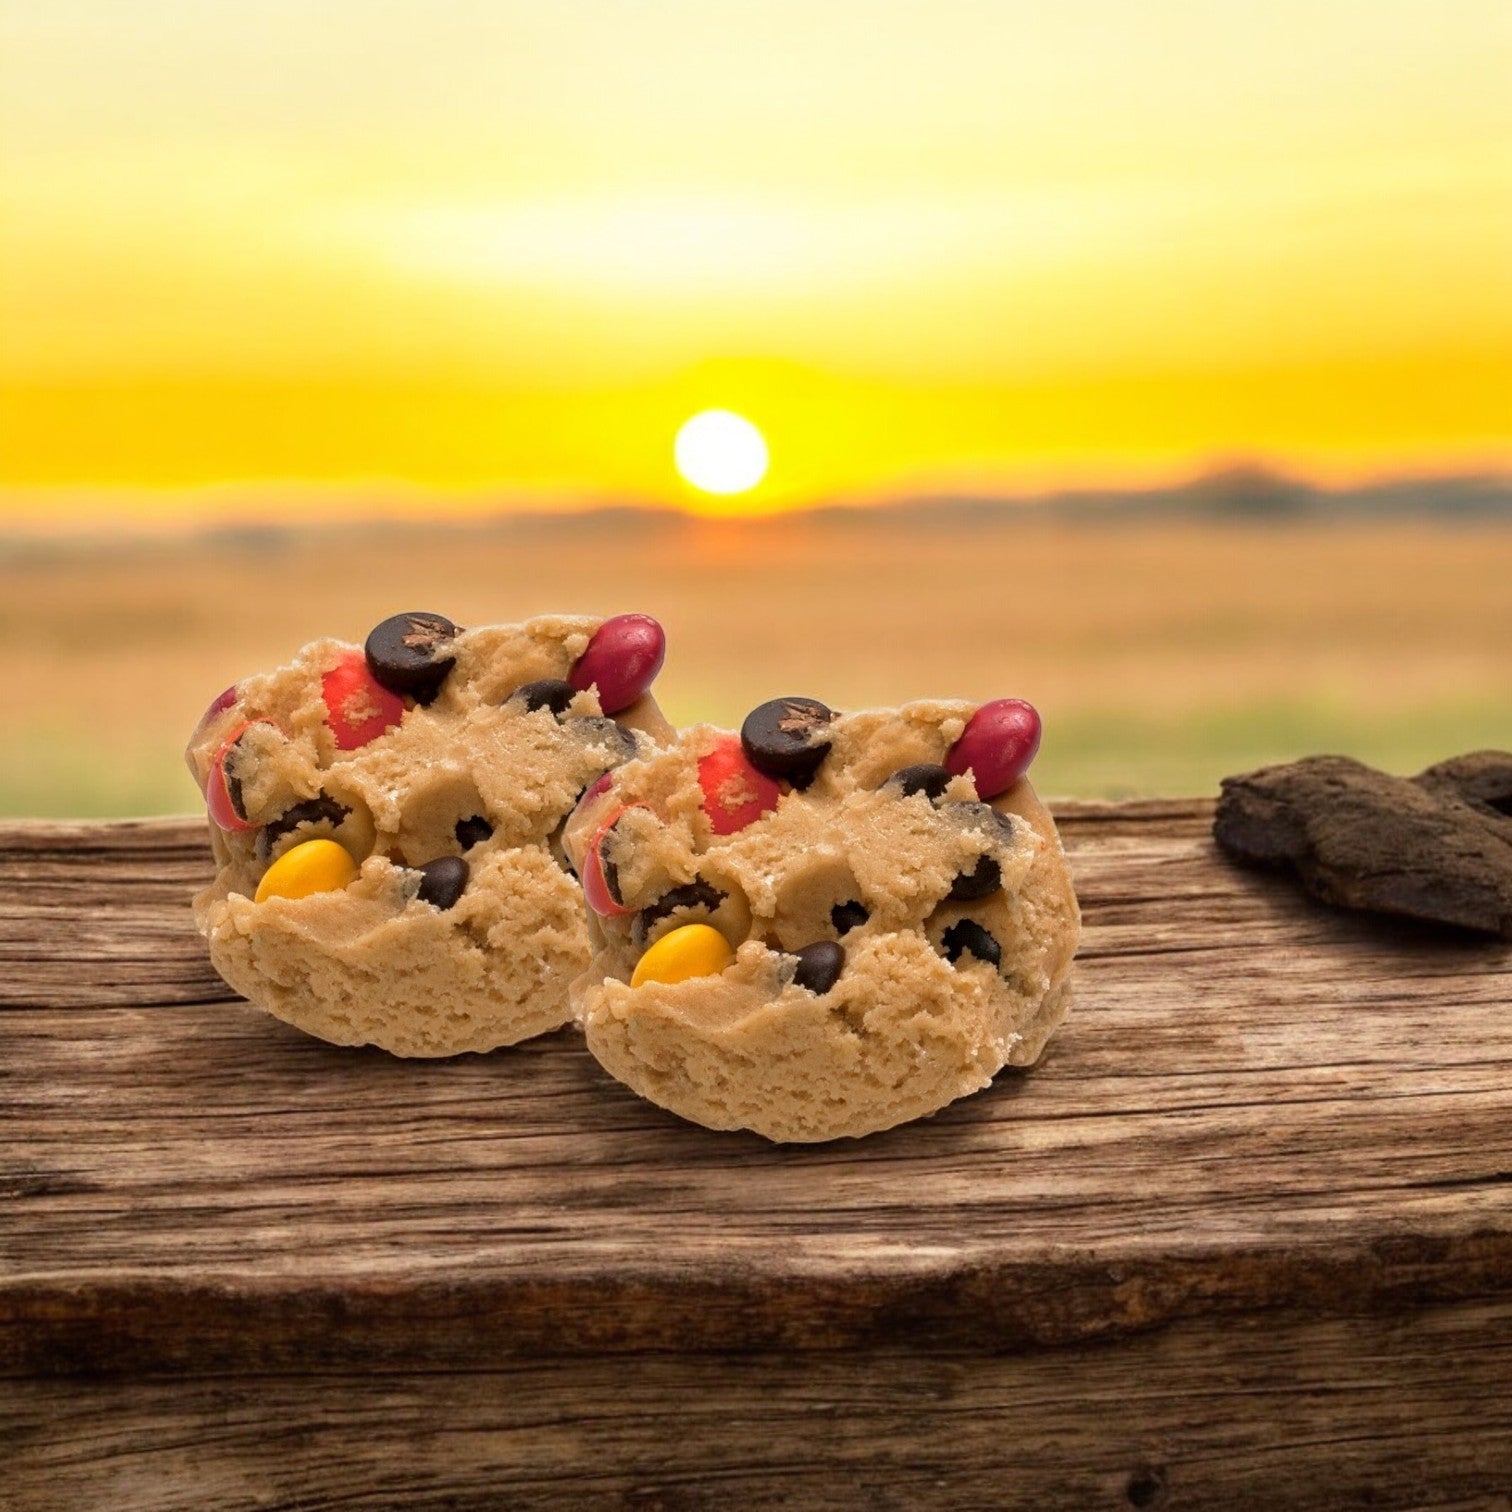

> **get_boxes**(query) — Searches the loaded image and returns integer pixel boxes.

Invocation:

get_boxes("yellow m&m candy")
[254,838,359,904]
[630,923,734,988]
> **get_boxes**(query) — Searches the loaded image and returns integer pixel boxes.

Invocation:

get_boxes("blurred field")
[3,512,1509,816]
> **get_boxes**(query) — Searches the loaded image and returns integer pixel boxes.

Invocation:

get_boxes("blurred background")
[1,0,1508,816]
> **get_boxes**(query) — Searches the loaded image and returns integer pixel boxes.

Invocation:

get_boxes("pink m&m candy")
[323,651,404,751]
[580,804,646,918]
[205,719,276,832]
[185,683,242,784]
[944,699,1042,799]
[569,614,665,715]
[698,734,780,836]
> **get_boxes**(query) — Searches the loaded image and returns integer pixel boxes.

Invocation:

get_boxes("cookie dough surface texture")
[187,614,671,1056]
[564,700,1080,1142]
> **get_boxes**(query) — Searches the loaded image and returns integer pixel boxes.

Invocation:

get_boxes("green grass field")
[4,513,1509,815]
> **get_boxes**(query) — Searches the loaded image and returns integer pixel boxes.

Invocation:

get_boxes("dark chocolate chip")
[415,855,469,911]
[455,815,493,851]
[634,879,727,947]
[258,794,352,861]
[831,900,869,936]
[364,612,459,704]
[792,940,845,995]
[224,755,249,824]
[948,854,1002,901]
[940,919,1002,969]
[888,763,952,801]
[579,716,640,764]
[740,696,835,788]
[511,678,576,717]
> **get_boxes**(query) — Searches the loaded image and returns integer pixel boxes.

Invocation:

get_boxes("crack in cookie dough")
[186,613,671,1056]
[563,699,1080,1141]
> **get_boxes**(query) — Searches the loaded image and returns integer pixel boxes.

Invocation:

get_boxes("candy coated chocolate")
[698,734,781,835]
[569,613,666,715]
[581,807,641,917]
[205,722,264,832]
[944,699,1042,799]
[323,652,405,750]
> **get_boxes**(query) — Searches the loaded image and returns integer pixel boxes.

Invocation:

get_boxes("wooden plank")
[4,1303,1511,1511]
[2,811,1510,1375]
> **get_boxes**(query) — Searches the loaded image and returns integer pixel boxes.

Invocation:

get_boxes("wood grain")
[5,1303,1512,1511]
[2,809,1510,1505]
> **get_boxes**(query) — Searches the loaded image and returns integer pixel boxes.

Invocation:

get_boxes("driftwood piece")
[1214,751,1512,937]
[2,809,1510,1509]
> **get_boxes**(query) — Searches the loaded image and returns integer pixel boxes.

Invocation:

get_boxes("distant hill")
[841,467,1512,526]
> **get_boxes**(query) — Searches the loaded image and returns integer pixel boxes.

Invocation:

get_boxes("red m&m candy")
[569,614,665,715]
[205,719,278,832]
[698,734,780,836]
[944,699,1042,799]
[323,651,405,751]
[580,804,649,918]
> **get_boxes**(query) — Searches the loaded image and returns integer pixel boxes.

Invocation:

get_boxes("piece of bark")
[1214,752,1512,938]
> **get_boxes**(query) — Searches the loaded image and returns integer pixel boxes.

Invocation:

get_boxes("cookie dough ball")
[186,612,672,1056]
[562,698,1080,1141]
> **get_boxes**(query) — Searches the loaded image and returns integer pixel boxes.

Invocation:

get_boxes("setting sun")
[674,410,770,498]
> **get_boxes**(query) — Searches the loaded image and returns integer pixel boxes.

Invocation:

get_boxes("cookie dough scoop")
[185,612,672,1056]
[562,696,1080,1141]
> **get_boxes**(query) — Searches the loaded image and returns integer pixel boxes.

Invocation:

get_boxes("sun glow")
[674,411,770,497]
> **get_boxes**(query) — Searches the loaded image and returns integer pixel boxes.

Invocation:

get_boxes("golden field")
[3,512,1509,816]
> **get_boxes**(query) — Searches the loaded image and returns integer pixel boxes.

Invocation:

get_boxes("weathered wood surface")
[2,806,1510,1508]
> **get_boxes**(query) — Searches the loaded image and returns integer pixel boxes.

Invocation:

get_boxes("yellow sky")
[2,0,1510,517]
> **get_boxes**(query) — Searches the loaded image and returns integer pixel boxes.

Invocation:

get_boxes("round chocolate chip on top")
[415,855,469,911]
[888,763,952,802]
[454,815,493,851]
[831,899,869,936]
[364,612,459,703]
[792,940,845,995]
[633,879,727,947]
[740,696,835,788]
[510,678,576,717]
[940,918,1002,969]
[948,854,1002,901]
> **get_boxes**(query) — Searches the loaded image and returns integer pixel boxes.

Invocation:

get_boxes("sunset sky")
[2,0,1510,519]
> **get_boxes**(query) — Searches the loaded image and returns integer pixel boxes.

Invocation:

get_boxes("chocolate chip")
[948,854,1002,901]
[223,750,249,823]
[740,696,835,788]
[364,612,459,704]
[792,940,845,995]
[579,717,640,765]
[831,900,869,936]
[455,815,493,851]
[940,919,1002,968]
[511,678,576,717]
[257,794,352,861]
[888,763,952,801]
[633,879,727,947]
[415,855,469,910]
